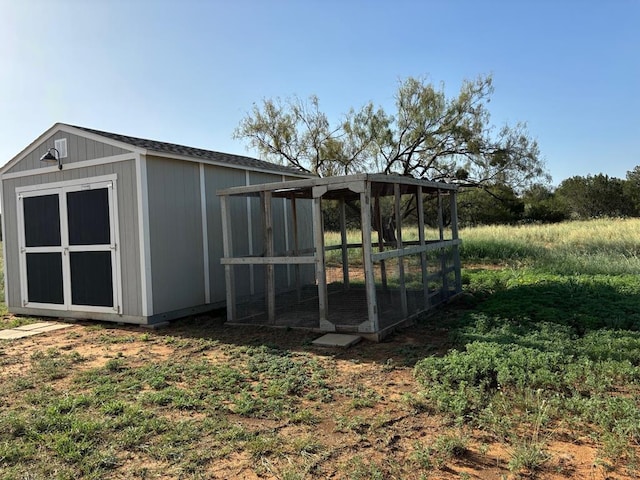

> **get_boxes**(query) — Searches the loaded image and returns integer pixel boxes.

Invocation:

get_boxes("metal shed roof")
[0,123,311,177]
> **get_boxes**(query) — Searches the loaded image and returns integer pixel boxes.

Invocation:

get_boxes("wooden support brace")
[360,183,379,334]
[262,191,276,323]
[339,197,350,290]
[220,195,236,322]
[437,190,449,295]
[394,183,408,318]
[450,191,462,293]
[374,193,388,290]
[291,196,302,302]
[312,193,332,331]
[416,186,430,308]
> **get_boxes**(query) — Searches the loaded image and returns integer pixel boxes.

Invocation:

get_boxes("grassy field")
[1,219,639,478]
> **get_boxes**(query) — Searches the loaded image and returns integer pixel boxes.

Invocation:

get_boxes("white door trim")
[16,175,122,313]
[135,153,153,317]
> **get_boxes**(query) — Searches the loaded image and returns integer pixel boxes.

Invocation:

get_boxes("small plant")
[508,440,549,474]
[345,455,384,480]
[346,386,381,409]
[290,408,319,425]
[432,431,469,465]
[245,432,284,459]
[401,392,431,414]
[334,414,369,434]
[507,396,550,474]
[290,434,323,455]
[599,431,637,465]
[30,348,82,380]
[412,441,433,469]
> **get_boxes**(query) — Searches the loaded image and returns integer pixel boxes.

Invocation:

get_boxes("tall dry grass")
[324,218,640,275]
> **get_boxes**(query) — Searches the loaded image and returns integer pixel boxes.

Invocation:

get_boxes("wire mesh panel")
[404,253,427,315]
[226,192,320,328]
[374,256,406,329]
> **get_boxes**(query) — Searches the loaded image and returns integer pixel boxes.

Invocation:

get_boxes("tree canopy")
[234,74,549,190]
[555,174,637,219]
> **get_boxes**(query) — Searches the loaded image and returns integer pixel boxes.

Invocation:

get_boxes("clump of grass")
[411,431,469,471]
[507,393,550,474]
[30,348,85,380]
[345,455,385,480]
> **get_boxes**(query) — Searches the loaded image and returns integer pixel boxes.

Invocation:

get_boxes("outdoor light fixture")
[40,147,63,170]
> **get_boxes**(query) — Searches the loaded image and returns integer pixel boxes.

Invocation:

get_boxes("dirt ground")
[0,312,635,479]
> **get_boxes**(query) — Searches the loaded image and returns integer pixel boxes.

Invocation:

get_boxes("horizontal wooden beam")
[371,239,462,261]
[216,173,459,197]
[221,256,316,265]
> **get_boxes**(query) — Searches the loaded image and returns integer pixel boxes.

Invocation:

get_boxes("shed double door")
[17,180,120,313]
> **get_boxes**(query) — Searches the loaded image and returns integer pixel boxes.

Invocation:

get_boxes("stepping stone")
[312,333,362,348]
[0,329,41,340]
[33,323,73,332]
[0,322,73,340]
[14,322,55,331]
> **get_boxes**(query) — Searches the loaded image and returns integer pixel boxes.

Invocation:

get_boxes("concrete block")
[0,329,41,340]
[312,333,362,348]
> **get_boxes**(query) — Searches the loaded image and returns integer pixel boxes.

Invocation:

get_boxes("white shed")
[0,123,311,325]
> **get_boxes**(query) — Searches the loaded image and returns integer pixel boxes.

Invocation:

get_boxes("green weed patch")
[415,222,640,472]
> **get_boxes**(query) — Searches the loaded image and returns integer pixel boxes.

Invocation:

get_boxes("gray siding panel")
[204,166,247,303]
[1,159,142,316]
[146,156,205,314]
[6,131,131,174]
[3,178,20,308]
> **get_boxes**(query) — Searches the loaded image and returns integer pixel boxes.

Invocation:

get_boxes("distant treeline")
[456,165,640,227]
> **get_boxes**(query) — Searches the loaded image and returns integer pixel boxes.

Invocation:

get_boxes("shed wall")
[6,131,131,174]
[145,161,302,313]
[2,159,142,316]
[146,156,205,314]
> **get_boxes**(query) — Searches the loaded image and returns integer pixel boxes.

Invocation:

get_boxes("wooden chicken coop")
[218,173,461,341]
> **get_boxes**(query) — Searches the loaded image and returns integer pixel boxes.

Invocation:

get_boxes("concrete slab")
[14,322,55,331]
[0,329,41,340]
[312,333,362,348]
[33,323,73,332]
[0,321,74,340]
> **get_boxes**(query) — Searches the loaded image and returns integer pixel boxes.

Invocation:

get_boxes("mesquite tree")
[234,74,548,190]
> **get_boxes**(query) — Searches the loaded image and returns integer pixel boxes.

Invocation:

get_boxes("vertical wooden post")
[374,193,388,290]
[262,191,275,323]
[416,186,430,309]
[220,195,236,322]
[450,190,462,293]
[394,183,408,318]
[291,196,302,302]
[245,172,255,295]
[312,190,332,330]
[437,190,449,297]
[360,182,379,334]
[339,197,350,290]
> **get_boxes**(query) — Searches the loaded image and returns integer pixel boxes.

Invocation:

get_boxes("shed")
[0,123,311,325]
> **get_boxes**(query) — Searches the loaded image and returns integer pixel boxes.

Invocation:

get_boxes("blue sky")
[1,0,638,185]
